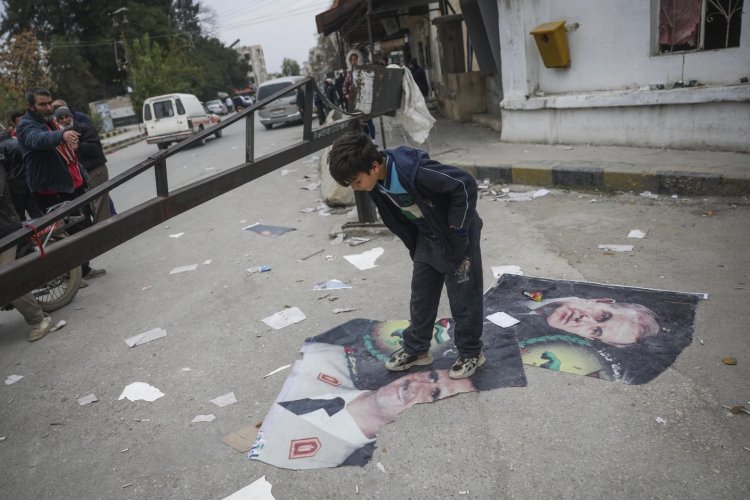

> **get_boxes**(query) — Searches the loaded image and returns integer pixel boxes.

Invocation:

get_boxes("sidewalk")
[382,118,750,196]
[100,124,145,154]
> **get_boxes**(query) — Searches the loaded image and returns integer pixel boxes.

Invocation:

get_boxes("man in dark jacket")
[0,143,55,342]
[0,128,42,220]
[54,107,111,224]
[328,132,485,379]
[51,98,94,127]
[407,58,429,97]
[16,87,105,279]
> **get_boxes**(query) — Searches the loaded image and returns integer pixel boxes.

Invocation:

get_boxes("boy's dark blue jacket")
[371,146,481,266]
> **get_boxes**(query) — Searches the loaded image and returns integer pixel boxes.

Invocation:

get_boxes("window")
[143,103,152,121]
[153,100,174,118]
[175,99,185,115]
[659,0,743,53]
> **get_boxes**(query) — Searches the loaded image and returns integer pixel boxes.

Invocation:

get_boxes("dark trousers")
[9,181,43,220]
[403,222,484,358]
[34,187,94,275]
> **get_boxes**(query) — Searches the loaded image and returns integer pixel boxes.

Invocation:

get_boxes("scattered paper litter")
[598,244,634,252]
[639,191,659,199]
[247,265,272,274]
[124,327,167,347]
[655,417,666,425]
[224,476,275,500]
[191,414,216,423]
[50,319,66,332]
[169,264,198,274]
[77,393,98,406]
[376,462,386,473]
[486,312,520,328]
[210,392,238,408]
[169,232,184,238]
[181,367,192,372]
[313,279,352,290]
[4,374,23,385]
[532,189,550,198]
[0,436,6,442]
[142,285,152,291]
[491,265,523,279]
[118,382,165,402]
[280,168,297,176]
[344,247,384,270]
[347,237,371,246]
[301,182,321,191]
[262,307,306,329]
[203,259,212,265]
[333,307,357,314]
[627,229,646,239]
[263,364,292,378]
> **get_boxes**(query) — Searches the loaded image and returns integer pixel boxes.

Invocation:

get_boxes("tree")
[281,58,301,76]
[124,34,203,117]
[0,29,53,106]
[189,37,249,100]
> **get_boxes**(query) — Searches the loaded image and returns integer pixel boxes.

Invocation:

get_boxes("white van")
[143,93,218,150]
[256,76,306,130]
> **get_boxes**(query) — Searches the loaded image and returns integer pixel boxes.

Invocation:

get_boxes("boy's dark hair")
[25,87,51,107]
[328,131,383,186]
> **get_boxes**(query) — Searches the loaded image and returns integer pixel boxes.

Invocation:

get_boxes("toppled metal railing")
[0,66,403,306]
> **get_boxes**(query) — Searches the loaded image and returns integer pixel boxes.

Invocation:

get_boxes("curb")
[454,161,750,196]
[103,134,146,155]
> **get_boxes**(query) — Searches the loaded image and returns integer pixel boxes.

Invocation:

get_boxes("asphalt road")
[1,116,748,499]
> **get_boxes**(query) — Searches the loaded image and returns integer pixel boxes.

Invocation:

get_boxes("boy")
[328,132,485,379]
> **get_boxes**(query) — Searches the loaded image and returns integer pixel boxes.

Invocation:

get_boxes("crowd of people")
[1,88,111,342]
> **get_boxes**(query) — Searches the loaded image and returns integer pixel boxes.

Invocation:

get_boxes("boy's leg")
[445,229,484,358]
[403,259,444,355]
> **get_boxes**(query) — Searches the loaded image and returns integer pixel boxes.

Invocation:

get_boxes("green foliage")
[47,35,101,112]
[124,34,203,118]
[190,37,249,100]
[0,29,53,104]
[281,58,301,76]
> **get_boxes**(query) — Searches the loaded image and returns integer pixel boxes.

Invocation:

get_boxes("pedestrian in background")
[407,58,429,97]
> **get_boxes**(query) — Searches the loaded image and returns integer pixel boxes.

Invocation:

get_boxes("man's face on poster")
[544,298,653,346]
[372,369,473,418]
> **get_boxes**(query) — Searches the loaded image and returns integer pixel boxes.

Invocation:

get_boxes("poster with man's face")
[250,318,526,470]
[484,274,704,385]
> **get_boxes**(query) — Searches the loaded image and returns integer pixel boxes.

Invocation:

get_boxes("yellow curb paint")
[511,165,552,186]
[602,171,658,192]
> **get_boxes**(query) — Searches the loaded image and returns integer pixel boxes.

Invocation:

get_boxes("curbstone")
[657,171,722,195]
[511,164,553,186]
[552,164,604,188]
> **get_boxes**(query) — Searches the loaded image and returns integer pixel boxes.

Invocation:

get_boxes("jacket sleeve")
[17,121,64,151]
[415,160,478,234]
[76,123,103,158]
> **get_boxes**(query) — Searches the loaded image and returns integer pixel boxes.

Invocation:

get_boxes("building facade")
[236,45,268,90]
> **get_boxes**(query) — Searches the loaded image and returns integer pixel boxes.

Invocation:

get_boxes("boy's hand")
[454,257,471,284]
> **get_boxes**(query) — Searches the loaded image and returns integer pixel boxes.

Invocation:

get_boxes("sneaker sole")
[385,355,433,372]
[449,354,487,379]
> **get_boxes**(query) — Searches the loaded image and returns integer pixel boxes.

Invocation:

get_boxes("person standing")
[16,87,105,280]
[54,107,111,224]
[0,127,42,220]
[328,132,485,379]
[0,145,54,342]
[407,58,430,97]
[51,99,94,127]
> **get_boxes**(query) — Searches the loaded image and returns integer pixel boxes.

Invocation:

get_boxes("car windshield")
[257,82,294,101]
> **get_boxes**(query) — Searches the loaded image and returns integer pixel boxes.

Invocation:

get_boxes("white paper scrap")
[598,244,634,252]
[210,392,238,407]
[191,414,216,423]
[655,417,667,425]
[203,259,212,265]
[125,328,167,347]
[223,475,275,500]
[50,320,66,332]
[169,232,184,238]
[262,307,306,329]
[639,191,659,199]
[333,307,357,314]
[313,279,352,290]
[169,264,198,274]
[118,382,165,402]
[491,265,523,279]
[4,374,23,385]
[77,393,98,406]
[627,229,646,239]
[344,247,384,270]
[263,364,292,378]
[486,312,520,328]
[376,462,386,473]
[532,189,550,199]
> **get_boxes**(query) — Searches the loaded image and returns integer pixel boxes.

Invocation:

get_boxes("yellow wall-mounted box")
[530,21,570,68]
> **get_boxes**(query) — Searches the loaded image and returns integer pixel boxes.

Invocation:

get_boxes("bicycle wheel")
[34,266,83,313]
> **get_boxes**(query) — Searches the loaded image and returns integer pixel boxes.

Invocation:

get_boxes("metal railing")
[0,67,403,306]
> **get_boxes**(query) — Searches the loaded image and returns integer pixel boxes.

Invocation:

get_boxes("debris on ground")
[333,307,357,314]
[347,237,371,247]
[627,229,647,239]
[491,265,523,278]
[210,392,238,408]
[223,475,275,500]
[77,393,98,406]
[4,375,23,385]
[125,327,167,347]
[703,209,718,217]
[262,307,306,329]
[299,249,325,261]
[486,312,520,328]
[655,417,666,425]
[522,290,543,302]
[50,320,67,332]
[243,223,296,237]
[344,247,384,270]
[169,232,184,238]
[640,191,659,199]
[376,462,386,473]
[263,365,291,378]
[598,244,634,252]
[222,425,260,453]
[191,414,216,423]
[722,357,737,365]
[722,405,750,415]
[169,264,198,274]
[118,382,165,402]
[313,279,352,290]
[247,265,272,274]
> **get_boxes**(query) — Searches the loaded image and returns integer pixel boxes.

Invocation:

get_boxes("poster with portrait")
[484,274,705,385]
[250,317,526,470]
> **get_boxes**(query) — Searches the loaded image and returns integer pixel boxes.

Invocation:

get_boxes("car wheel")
[215,128,222,138]
[263,123,273,130]
[157,142,169,150]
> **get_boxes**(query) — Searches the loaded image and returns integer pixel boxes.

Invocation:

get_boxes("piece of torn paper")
[77,393,98,406]
[598,244,634,252]
[243,223,295,237]
[313,279,352,290]
[222,425,259,453]
[347,237,371,246]
[4,374,23,385]
[263,364,292,378]
[210,392,238,408]
[50,319,66,332]
[262,307,306,329]
[486,312,520,328]
[169,264,198,274]
[118,382,165,402]
[344,247,384,270]
[224,476,275,500]
[247,265,272,274]
[191,414,216,423]
[532,189,550,199]
[627,229,646,239]
[491,265,523,279]
[124,327,167,347]
[169,232,184,238]
[333,307,357,314]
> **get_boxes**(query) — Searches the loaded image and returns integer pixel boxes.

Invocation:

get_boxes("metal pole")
[154,158,168,197]
[245,112,254,163]
[379,116,386,149]
[302,80,314,141]
[366,0,375,63]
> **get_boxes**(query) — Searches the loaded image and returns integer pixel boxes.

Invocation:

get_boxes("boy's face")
[348,162,382,191]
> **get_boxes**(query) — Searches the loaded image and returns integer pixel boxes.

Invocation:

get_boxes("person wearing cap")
[51,99,94,127]
[54,106,112,224]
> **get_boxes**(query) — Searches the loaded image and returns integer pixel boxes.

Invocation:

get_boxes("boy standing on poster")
[328,132,485,379]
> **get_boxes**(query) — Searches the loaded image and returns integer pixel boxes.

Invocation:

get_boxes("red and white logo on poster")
[289,437,322,459]
[317,372,341,386]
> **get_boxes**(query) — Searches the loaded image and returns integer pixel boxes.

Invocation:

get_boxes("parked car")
[142,93,216,150]
[205,99,228,115]
[256,76,306,129]
[232,94,255,112]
